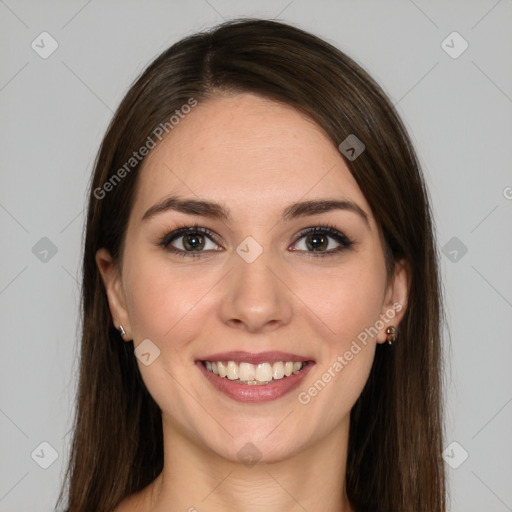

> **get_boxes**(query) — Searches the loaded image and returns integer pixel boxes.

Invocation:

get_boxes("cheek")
[295,265,385,413]
[123,248,222,345]
[296,255,386,384]
[298,256,387,344]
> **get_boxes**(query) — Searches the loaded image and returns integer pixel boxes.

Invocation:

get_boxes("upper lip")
[198,351,315,365]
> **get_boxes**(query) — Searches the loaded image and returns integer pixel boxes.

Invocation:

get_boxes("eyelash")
[158,222,354,259]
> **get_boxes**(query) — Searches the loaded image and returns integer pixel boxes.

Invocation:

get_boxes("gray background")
[0,0,511,511]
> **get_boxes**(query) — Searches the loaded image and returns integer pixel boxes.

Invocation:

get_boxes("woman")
[58,18,446,512]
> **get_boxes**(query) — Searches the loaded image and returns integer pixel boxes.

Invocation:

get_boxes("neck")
[144,414,355,512]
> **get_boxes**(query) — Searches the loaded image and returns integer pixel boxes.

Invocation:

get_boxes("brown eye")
[305,233,329,251]
[181,233,206,251]
[159,226,222,257]
[290,226,354,256]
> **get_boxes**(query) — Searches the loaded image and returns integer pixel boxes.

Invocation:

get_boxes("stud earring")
[118,325,126,338]
[386,326,397,345]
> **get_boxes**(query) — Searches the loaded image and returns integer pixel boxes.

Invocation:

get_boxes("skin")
[97,92,409,512]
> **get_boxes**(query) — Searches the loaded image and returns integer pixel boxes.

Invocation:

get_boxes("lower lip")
[196,361,315,403]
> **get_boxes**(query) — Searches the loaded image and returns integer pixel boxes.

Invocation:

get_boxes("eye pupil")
[306,234,328,251]
[183,233,205,251]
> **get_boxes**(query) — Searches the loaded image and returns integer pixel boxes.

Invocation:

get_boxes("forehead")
[130,93,371,223]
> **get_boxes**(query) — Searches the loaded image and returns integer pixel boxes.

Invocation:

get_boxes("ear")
[376,259,410,344]
[95,248,132,340]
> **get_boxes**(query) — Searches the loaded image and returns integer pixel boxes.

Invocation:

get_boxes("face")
[97,92,408,464]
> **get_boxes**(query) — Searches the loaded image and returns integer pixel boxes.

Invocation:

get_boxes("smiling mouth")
[201,360,313,385]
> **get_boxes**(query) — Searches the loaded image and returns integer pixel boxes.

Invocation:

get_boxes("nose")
[218,246,293,333]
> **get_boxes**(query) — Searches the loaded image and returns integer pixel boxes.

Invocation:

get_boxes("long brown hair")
[57,18,446,512]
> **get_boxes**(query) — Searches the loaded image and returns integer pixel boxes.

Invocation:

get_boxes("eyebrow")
[141,196,370,228]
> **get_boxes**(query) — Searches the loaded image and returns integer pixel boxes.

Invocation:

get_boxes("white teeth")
[226,361,239,380]
[217,361,227,378]
[239,362,255,381]
[204,360,306,384]
[272,361,285,379]
[255,363,273,382]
